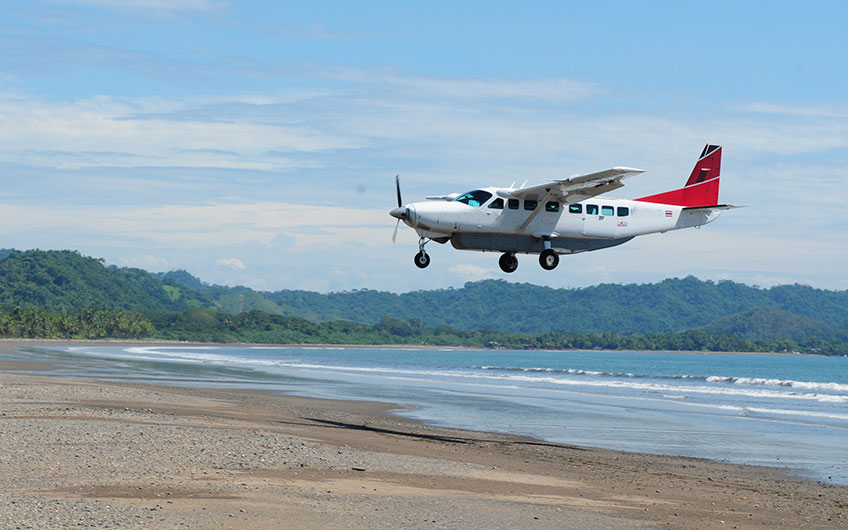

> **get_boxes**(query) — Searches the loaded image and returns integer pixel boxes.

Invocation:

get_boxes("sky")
[1,0,846,293]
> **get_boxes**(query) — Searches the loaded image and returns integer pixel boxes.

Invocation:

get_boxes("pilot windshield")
[454,190,493,207]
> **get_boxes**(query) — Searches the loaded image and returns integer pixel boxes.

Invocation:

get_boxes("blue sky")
[1,0,846,293]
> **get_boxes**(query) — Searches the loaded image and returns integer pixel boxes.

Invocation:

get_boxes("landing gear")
[414,251,430,269]
[414,237,431,269]
[539,249,559,270]
[498,253,518,273]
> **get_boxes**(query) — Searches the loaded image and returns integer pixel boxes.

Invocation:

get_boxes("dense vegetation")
[0,249,846,354]
[0,306,153,339]
[1,307,844,355]
[160,272,848,336]
[258,278,848,334]
[0,250,211,312]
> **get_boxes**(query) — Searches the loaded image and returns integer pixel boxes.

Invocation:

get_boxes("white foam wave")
[480,366,848,394]
[745,407,848,421]
[108,346,848,405]
[706,376,848,393]
[487,373,848,403]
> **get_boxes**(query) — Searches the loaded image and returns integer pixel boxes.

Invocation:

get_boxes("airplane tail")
[635,144,722,207]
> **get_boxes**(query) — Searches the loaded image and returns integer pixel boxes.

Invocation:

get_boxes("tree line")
[3,250,846,345]
[1,307,844,355]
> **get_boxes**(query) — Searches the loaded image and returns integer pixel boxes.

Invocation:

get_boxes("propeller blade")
[392,219,400,244]
[395,174,402,208]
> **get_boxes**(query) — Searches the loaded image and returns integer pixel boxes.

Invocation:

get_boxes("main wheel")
[498,253,518,273]
[539,249,559,270]
[414,251,431,269]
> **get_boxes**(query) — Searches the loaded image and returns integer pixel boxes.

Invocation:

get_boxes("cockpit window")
[488,198,504,209]
[454,190,493,208]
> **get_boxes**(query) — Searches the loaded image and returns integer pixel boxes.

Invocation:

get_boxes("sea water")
[12,344,848,485]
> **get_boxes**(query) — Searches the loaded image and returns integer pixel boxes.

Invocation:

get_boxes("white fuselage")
[401,186,721,254]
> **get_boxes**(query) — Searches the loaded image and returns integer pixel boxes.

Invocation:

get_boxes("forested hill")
[0,250,211,312]
[257,278,848,336]
[1,249,846,342]
[167,265,847,340]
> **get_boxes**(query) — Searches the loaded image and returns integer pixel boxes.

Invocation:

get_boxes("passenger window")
[617,206,629,217]
[601,206,614,216]
[524,200,538,211]
[488,198,504,209]
[508,198,519,210]
[586,204,598,215]
[545,201,560,212]
[568,204,582,214]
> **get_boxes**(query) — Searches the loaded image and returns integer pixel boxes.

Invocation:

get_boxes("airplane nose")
[390,206,408,220]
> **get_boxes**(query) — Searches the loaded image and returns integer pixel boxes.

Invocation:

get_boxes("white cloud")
[326,67,598,102]
[0,200,391,249]
[50,0,228,12]
[448,263,495,280]
[216,257,246,270]
[116,255,169,270]
[383,74,597,102]
[0,92,361,170]
[740,102,848,119]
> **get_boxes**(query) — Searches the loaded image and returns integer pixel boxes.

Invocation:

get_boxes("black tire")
[414,251,430,269]
[498,253,518,273]
[539,249,559,270]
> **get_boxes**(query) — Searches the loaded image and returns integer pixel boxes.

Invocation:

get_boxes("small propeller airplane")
[390,144,741,272]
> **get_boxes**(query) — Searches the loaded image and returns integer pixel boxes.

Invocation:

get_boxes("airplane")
[389,144,740,273]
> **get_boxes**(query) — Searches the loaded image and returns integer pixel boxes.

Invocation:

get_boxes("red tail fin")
[635,144,721,207]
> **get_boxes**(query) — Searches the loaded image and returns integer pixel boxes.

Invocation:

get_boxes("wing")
[425,193,460,201]
[510,167,644,204]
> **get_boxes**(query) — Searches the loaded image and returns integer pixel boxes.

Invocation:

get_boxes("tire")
[498,253,518,273]
[414,251,431,269]
[539,249,559,270]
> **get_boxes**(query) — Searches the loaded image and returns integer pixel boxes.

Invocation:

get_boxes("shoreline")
[1,340,846,528]
[3,336,821,357]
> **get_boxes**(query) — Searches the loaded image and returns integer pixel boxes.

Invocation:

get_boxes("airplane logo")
[390,144,741,273]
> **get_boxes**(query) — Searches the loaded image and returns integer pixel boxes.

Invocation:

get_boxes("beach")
[1,341,845,529]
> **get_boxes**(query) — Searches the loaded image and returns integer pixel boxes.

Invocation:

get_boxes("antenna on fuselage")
[519,180,528,189]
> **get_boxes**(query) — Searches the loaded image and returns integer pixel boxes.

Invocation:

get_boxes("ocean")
[12,343,848,485]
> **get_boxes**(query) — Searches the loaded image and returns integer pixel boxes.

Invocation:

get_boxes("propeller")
[392,174,402,244]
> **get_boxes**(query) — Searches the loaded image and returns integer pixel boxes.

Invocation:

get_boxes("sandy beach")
[1,341,845,529]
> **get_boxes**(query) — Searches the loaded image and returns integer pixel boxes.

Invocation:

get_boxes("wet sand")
[0,341,845,529]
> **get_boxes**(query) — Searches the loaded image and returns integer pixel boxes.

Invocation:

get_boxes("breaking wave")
[479,366,848,393]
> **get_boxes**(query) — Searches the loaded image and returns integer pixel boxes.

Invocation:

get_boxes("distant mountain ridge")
[1,249,846,343]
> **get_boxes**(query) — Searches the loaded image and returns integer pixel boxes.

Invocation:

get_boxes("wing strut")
[518,190,552,231]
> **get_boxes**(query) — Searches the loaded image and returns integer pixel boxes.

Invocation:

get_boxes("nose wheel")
[498,253,518,273]
[413,237,431,268]
[539,249,559,270]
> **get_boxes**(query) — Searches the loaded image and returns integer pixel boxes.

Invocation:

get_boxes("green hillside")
[1,249,846,350]
[0,250,848,355]
[0,250,211,312]
[701,306,844,342]
[259,277,848,335]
